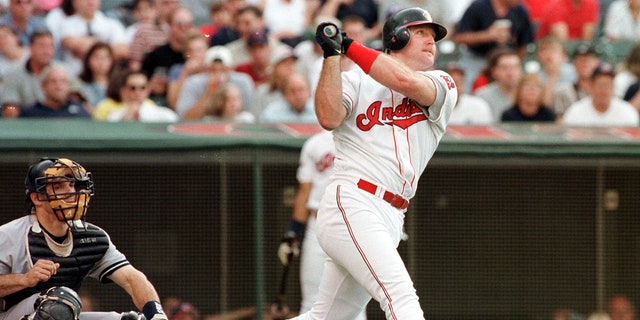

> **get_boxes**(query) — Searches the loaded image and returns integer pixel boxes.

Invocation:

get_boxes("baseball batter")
[290,8,457,320]
[0,158,167,320]
[278,130,366,319]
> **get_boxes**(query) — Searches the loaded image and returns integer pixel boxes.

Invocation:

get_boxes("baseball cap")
[591,62,616,79]
[444,61,464,74]
[270,46,297,66]
[247,30,268,47]
[205,46,232,66]
[573,42,599,58]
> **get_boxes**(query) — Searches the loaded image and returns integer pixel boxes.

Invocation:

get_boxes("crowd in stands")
[0,0,638,127]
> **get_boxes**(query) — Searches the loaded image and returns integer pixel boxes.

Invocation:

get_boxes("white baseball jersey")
[332,68,457,199]
[293,67,457,320]
[297,130,335,210]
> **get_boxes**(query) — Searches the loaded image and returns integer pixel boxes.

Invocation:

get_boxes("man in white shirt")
[563,63,639,127]
[446,62,494,125]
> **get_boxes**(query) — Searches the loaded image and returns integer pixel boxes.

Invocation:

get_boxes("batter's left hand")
[315,22,345,58]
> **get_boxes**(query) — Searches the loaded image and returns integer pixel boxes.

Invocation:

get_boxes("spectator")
[535,0,600,41]
[474,47,523,122]
[453,0,535,90]
[44,0,74,60]
[522,0,547,24]
[93,68,154,120]
[20,64,91,118]
[124,0,158,44]
[78,41,115,108]
[603,0,640,43]
[175,45,254,120]
[234,30,272,87]
[316,0,379,39]
[253,45,298,118]
[261,0,313,47]
[378,1,456,36]
[0,24,28,76]
[1,30,56,112]
[607,295,636,320]
[209,0,248,46]
[169,301,200,320]
[552,41,601,120]
[588,312,612,320]
[224,5,290,67]
[32,0,61,15]
[501,73,557,122]
[58,0,129,76]
[203,83,255,123]
[445,62,494,125]
[563,63,639,126]
[614,43,640,98]
[166,30,209,110]
[97,69,179,122]
[128,0,178,71]
[199,1,233,40]
[533,35,576,106]
[260,72,316,123]
[140,6,194,107]
[0,0,48,48]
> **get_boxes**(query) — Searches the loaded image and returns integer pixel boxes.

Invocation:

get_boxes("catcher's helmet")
[382,7,447,52]
[25,157,94,222]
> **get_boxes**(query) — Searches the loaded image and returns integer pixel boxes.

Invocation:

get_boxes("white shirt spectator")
[614,70,638,98]
[449,93,495,125]
[263,0,307,38]
[603,0,640,42]
[563,96,639,126]
[106,102,179,123]
[59,11,127,75]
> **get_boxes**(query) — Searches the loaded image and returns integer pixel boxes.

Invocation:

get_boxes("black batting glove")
[315,22,344,58]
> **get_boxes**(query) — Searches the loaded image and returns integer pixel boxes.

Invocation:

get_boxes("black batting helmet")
[382,7,447,52]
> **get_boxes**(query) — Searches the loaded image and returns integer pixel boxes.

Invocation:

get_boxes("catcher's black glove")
[32,286,82,320]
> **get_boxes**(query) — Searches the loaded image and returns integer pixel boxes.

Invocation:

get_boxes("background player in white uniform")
[278,130,366,319]
[290,7,457,320]
[0,157,167,320]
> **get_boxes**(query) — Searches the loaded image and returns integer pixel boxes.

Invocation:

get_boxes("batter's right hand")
[277,237,300,266]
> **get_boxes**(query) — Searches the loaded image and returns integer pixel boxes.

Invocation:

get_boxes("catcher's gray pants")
[0,293,122,320]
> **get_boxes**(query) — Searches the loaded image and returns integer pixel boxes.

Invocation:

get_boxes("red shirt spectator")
[522,0,547,24]
[536,0,600,41]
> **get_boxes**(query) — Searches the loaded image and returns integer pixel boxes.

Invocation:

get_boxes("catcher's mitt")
[33,286,82,320]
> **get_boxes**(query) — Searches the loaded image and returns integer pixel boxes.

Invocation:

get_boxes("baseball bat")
[323,25,338,38]
[270,259,291,320]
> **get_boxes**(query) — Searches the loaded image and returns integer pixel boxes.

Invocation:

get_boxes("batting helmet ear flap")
[387,27,411,51]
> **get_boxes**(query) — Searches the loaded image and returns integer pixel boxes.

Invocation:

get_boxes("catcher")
[0,157,167,320]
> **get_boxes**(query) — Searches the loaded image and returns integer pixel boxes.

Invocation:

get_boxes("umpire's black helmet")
[382,7,447,52]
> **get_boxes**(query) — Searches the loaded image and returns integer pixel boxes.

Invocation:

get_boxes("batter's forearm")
[292,183,312,223]
[315,56,346,130]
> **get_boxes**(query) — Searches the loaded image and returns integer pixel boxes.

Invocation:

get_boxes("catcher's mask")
[25,157,94,224]
[382,7,447,52]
